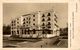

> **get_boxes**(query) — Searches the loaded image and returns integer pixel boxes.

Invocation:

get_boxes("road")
[3,35,68,48]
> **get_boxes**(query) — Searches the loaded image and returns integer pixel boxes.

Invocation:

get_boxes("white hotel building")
[10,10,60,38]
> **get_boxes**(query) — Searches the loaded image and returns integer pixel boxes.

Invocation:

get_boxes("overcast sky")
[3,3,68,28]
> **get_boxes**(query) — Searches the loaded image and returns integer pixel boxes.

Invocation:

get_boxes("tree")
[60,26,68,36]
[3,25,11,35]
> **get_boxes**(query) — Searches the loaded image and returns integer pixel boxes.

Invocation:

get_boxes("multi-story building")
[11,16,22,36]
[39,10,60,38]
[21,12,40,38]
[10,9,60,38]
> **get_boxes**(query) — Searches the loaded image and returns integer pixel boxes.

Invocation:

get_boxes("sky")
[3,3,68,28]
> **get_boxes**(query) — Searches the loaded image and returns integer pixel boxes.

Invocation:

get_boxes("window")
[12,24,13,26]
[54,24,58,27]
[25,29,26,34]
[23,25,25,27]
[42,14,45,17]
[12,31,14,35]
[33,15,35,17]
[42,27,45,29]
[47,17,51,21]
[42,18,45,21]
[33,23,35,25]
[23,22,25,24]
[48,26,51,28]
[48,31,51,34]
[17,25,19,28]
[33,19,35,21]
[54,18,57,23]
[42,30,45,34]
[33,29,35,34]
[26,21,28,23]
[17,30,19,34]
[12,27,13,29]
[17,22,19,24]
[47,13,51,16]
[26,17,28,19]
[22,29,23,34]
[12,21,13,23]
[48,22,51,25]
[42,23,45,26]
[54,14,57,18]
[23,18,25,21]
[26,25,28,26]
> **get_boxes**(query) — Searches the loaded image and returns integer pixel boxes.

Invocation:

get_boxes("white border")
[0,0,80,50]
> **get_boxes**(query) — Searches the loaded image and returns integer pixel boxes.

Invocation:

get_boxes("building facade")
[11,16,22,36]
[11,10,60,38]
